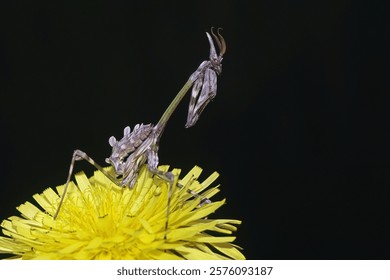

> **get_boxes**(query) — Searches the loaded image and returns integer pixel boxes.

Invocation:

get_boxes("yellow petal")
[0,165,244,260]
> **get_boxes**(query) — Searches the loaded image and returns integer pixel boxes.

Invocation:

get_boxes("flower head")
[0,165,244,260]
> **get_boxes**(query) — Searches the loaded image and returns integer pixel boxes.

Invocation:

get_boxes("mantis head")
[207,27,226,75]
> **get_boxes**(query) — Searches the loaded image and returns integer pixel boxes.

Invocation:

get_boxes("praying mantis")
[54,28,227,228]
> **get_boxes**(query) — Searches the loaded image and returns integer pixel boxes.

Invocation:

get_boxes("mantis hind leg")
[146,149,212,241]
[147,166,212,241]
[146,166,174,240]
[146,148,175,239]
[53,149,121,219]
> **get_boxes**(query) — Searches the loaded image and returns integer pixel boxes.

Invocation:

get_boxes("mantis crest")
[54,28,227,228]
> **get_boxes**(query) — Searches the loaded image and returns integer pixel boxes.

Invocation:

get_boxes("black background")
[0,1,388,259]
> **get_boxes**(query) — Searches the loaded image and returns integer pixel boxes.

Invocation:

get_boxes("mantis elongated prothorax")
[54,28,227,234]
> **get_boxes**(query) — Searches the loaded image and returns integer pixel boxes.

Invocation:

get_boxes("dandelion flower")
[0,165,244,260]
